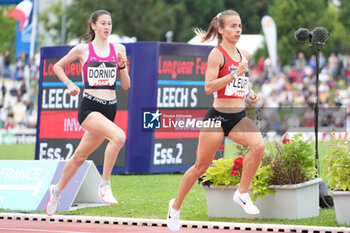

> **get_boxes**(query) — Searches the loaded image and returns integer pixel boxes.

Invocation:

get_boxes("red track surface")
[0,219,276,233]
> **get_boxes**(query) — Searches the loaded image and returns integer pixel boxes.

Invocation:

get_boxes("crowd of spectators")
[0,51,39,131]
[250,51,350,135]
[1,48,349,134]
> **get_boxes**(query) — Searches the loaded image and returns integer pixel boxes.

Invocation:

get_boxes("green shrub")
[267,133,317,185]
[199,133,318,201]
[324,137,350,191]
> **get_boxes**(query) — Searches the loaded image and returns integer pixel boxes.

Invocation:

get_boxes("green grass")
[61,174,341,227]
[0,144,35,160]
[0,143,346,227]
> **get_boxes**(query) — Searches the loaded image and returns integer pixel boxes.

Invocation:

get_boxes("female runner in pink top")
[46,9,130,216]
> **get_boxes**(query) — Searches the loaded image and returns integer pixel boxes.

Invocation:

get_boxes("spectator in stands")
[4,107,15,130]
[295,52,306,83]
[15,51,25,71]
[0,102,7,128]
[3,51,11,78]
[328,52,338,79]
[18,79,26,101]
[257,56,265,73]
[345,56,350,84]
[12,67,24,81]
[0,52,4,78]
[319,51,326,68]
[1,81,6,100]
[23,88,34,126]
[9,81,18,98]
[308,55,316,71]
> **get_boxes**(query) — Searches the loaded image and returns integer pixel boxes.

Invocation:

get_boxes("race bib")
[224,76,249,98]
[87,61,117,87]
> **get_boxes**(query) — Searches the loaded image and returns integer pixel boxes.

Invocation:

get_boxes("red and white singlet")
[213,45,249,99]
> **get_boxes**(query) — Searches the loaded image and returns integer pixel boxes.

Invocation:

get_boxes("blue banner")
[38,42,214,174]
[15,20,33,58]
[11,0,38,59]
[0,1,22,5]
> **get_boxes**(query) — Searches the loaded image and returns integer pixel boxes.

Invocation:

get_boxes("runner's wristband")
[65,80,72,86]
[246,89,254,97]
[118,64,126,70]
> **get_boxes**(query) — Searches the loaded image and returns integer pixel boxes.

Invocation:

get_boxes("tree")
[165,0,225,42]
[38,0,350,66]
[224,0,271,34]
[64,0,177,42]
[42,0,272,43]
[39,2,63,45]
[0,6,16,63]
[166,0,272,41]
[268,0,344,65]
[64,0,225,42]
[339,0,350,32]
[338,0,350,52]
[110,0,176,41]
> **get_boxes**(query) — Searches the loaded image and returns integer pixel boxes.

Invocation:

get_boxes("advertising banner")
[37,42,220,174]
[36,45,129,173]
[0,160,102,211]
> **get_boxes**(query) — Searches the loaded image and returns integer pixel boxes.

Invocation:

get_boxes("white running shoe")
[45,185,60,216]
[98,185,118,205]
[167,198,180,231]
[233,189,260,215]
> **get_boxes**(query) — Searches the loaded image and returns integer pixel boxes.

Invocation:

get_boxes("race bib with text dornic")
[224,76,249,98]
[87,61,117,87]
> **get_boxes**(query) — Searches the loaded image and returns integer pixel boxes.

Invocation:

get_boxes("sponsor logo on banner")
[142,109,221,131]
[143,110,162,129]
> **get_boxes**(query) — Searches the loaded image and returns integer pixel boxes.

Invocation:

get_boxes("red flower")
[282,136,290,144]
[234,156,243,165]
[219,144,225,150]
[230,157,243,177]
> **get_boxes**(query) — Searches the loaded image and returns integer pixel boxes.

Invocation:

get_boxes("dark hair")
[79,9,111,43]
[194,10,239,44]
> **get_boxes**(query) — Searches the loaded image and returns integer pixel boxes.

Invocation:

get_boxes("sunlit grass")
[0,143,345,227]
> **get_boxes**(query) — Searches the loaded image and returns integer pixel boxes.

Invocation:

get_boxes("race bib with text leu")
[87,61,117,87]
[224,76,249,98]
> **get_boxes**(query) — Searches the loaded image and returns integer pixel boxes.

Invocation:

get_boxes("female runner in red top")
[167,10,264,231]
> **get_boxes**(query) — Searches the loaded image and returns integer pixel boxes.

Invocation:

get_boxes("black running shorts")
[203,107,246,136]
[77,92,117,125]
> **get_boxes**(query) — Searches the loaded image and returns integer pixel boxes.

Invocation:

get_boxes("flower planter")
[203,178,322,219]
[332,191,350,225]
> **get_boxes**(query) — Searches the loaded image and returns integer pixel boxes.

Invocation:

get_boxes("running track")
[1,219,237,233]
[0,213,349,233]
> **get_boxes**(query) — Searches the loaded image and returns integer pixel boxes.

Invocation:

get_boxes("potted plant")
[324,136,350,225]
[199,133,322,219]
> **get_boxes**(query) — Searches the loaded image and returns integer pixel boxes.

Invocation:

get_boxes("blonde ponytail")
[194,10,239,45]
